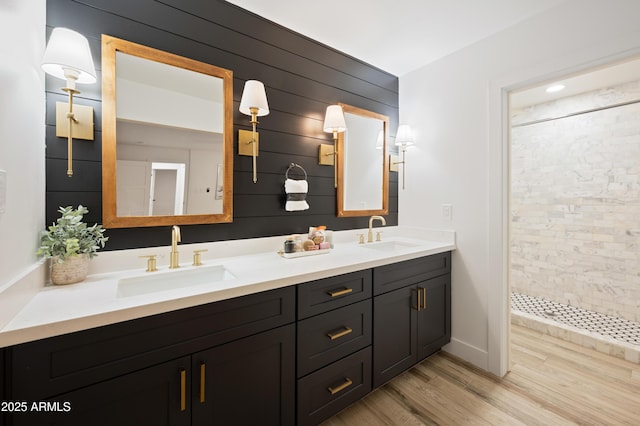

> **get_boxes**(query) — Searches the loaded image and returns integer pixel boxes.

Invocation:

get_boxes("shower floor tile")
[511,292,640,347]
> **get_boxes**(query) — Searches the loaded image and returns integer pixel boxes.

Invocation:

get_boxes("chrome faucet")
[368,215,386,243]
[170,225,181,269]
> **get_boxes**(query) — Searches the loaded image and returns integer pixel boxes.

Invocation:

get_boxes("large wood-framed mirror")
[102,35,233,228]
[337,103,389,217]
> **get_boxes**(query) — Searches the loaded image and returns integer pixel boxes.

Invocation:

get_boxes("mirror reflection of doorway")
[149,162,185,216]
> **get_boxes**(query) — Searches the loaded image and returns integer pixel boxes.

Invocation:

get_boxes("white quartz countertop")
[0,227,455,347]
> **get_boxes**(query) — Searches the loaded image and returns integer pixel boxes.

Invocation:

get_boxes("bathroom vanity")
[0,231,453,425]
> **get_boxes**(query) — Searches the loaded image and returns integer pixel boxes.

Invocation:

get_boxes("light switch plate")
[0,169,6,214]
[442,204,452,220]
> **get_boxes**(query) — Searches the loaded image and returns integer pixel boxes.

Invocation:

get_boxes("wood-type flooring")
[323,324,640,425]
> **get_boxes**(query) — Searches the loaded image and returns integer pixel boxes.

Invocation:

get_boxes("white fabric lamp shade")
[239,80,270,116]
[395,124,415,147]
[323,105,347,133]
[42,28,96,85]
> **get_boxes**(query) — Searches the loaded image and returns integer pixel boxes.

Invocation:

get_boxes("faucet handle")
[376,231,383,242]
[356,233,365,244]
[139,255,158,272]
[192,249,208,266]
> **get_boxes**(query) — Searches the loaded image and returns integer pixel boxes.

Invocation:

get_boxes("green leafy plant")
[37,205,108,263]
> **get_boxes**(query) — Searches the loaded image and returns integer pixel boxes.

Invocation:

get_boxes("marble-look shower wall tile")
[510,79,640,323]
[511,80,640,126]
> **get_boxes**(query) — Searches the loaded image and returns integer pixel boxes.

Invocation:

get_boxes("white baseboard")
[443,337,489,371]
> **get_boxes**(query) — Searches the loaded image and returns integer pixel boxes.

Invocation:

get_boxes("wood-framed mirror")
[337,103,389,217]
[101,35,233,228]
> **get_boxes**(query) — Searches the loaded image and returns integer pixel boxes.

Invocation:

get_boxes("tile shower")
[510,78,640,364]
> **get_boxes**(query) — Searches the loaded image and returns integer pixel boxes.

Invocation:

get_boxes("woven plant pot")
[50,253,90,285]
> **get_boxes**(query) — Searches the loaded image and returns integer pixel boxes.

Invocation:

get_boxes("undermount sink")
[116,264,235,298]
[360,240,421,252]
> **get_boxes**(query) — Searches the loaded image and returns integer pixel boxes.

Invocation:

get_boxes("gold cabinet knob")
[193,249,208,266]
[139,255,157,272]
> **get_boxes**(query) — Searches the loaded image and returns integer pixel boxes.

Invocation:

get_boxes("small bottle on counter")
[324,229,333,248]
[284,236,295,253]
[293,234,303,252]
[312,226,326,246]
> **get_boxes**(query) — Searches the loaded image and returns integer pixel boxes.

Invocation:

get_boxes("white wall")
[399,0,640,375]
[0,1,46,288]
[117,78,224,134]
[187,149,223,215]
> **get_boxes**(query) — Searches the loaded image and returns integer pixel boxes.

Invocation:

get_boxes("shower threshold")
[511,292,640,364]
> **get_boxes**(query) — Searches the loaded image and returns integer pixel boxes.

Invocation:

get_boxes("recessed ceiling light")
[546,84,565,93]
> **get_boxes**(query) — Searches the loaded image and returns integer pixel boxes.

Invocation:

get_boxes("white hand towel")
[285,178,309,211]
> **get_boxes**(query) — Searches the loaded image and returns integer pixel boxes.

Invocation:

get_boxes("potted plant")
[37,205,108,285]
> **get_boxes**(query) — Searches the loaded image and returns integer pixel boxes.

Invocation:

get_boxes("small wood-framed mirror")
[101,35,233,228]
[337,103,389,217]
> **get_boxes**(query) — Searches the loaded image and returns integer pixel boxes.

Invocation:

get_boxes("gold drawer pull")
[422,287,427,310]
[200,363,206,403]
[328,378,353,395]
[328,288,353,298]
[416,287,426,311]
[327,326,353,340]
[180,369,187,412]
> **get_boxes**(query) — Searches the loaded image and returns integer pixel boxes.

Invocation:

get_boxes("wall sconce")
[394,124,414,190]
[239,80,269,183]
[319,105,347,188]
[42,27,97,177]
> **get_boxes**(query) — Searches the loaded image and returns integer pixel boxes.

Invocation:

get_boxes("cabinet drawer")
[298,269,372,319]
[297,300,371,377]
[373,251,451,295]
[10,286,295,400]
[297,347,371,426]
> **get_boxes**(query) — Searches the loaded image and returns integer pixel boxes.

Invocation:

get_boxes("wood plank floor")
[322,324,640,425]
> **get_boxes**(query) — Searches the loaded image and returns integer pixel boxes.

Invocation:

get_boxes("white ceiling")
[226,0,568,76]
[510,57,640,109]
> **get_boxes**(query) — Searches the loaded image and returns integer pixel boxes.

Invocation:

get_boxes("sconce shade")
[395,124,415,147]
[42,28,96,85]
[323,105,347,133]
[239,80,270,116]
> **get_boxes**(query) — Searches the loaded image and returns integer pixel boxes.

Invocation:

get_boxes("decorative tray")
[278,249,332,259]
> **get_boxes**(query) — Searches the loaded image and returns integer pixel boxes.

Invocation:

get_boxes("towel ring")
[286,163,307,180]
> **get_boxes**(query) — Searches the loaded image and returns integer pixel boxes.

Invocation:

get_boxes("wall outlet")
[442,203,452,220]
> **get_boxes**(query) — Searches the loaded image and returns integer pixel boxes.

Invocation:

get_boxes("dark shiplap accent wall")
[45,0,399,250]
